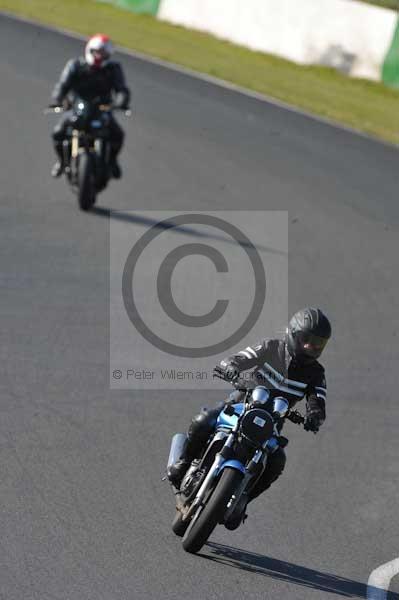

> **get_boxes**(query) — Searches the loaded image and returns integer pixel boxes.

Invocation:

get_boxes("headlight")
[251,386,270,405]
[273,397,289,417]
[240,409,274,447]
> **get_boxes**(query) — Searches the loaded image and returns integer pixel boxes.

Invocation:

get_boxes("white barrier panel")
[158,0,397,80]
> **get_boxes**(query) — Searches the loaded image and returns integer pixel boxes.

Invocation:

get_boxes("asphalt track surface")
[1,13,399,600]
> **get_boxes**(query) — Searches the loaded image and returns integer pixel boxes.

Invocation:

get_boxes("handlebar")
[43,106,64,114]
[98,104,132,116]
[214,367,305,425]
[224,403,305,427]
[286,410,305,425]
[43,104,131,116]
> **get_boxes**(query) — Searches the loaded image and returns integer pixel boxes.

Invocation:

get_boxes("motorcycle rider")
[167,307,331,528]
[49,34,131,179]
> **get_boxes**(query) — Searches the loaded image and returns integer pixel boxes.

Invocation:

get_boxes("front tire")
[77,152,95,211]
[182,467,243,554]
[94,153,108,194]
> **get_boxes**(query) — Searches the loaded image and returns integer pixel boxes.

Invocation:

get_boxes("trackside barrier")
[99,0,161,15]
[97,0,399,86]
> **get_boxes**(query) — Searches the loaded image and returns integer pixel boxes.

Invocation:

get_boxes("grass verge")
[358,0,398,10]
[1,0,399,143]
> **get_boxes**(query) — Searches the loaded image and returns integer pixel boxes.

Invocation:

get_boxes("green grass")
[1,0,399,143]
[358,0,398,10]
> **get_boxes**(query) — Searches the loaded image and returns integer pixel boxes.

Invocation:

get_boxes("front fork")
[223,439,278,521]
[66,132,103,185]
[183,432,241,522]
[64,131,80,184]
[223,448,265,521]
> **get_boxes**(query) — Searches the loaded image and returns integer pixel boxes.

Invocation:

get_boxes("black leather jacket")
[221,338,327,421]
[51,58,130,107]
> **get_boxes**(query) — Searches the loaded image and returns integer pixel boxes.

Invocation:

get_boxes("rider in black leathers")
[49,34,130,179]
[167,307,332,528]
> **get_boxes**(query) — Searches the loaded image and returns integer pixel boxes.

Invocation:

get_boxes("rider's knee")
[269,447,286,478]
[52,128,64,142]
[248,448,287,500]
[188,408,219,441]
[110,119,124,141]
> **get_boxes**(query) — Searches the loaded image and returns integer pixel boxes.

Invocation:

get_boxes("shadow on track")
[90,206,287,256]
[201,542,399,599]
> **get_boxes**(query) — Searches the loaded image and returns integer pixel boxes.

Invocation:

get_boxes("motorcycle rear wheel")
[182,467,243,554]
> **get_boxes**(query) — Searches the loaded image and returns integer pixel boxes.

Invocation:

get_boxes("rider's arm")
[306,371,327,423]
[220,340,268,373]
[112,63,131,108]
[51,59,77,105]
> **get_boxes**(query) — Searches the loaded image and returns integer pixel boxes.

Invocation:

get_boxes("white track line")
[367,558,399,599]
[0,9,396,149]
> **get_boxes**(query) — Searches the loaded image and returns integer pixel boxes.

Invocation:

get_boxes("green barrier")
[99,0,161,15]
[382,17,399,87]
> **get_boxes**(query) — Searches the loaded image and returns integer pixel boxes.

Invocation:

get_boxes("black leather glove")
[304,410,323,433]
[114,93,130,111]
[224,365,239,380]
[213,364,239,381]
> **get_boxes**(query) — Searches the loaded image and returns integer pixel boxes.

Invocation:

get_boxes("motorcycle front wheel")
[182,467,243,554]
[77,152,95,211]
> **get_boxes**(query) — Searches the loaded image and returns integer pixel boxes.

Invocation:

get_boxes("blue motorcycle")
[167,368,305,554]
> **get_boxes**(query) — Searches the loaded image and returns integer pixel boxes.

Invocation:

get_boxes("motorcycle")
[46,99,130,211]
[166,367,305,554]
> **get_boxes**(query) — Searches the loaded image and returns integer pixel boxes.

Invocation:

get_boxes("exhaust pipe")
[167,433,187,469]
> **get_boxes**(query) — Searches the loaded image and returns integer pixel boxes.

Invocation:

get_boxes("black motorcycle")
[167,368,306,554]
[46,99,130,211]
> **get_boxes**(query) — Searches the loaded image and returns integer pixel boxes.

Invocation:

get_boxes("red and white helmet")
[85,34,113,68]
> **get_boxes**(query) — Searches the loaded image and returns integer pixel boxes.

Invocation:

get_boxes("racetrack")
[1,13,399,600]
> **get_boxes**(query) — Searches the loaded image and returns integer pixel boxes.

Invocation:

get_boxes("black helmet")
[286,308,331,363]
